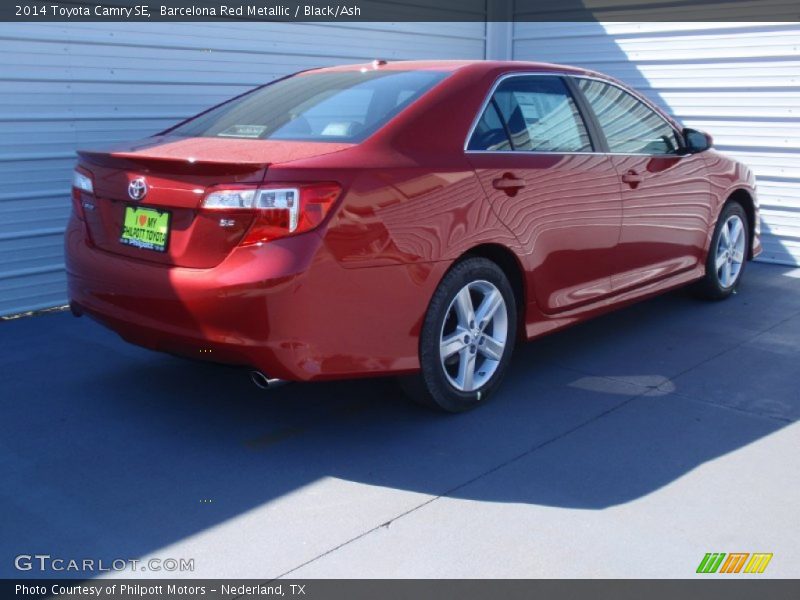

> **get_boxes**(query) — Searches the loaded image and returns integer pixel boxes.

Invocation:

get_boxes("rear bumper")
[66,214,315,379]
[65,215,439,381]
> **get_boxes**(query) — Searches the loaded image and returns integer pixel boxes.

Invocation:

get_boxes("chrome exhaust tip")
[249,370,287,390]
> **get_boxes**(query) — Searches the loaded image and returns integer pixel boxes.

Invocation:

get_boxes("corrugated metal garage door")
[513,22,800,266]
[0,19,487,316]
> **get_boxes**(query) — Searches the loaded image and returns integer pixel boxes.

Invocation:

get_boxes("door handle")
[492,174,526,196]
[621,170,644,186]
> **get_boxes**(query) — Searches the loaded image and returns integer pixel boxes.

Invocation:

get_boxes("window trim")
[464,72,687,158]
[463,72,598,154]
[563,76,609,153]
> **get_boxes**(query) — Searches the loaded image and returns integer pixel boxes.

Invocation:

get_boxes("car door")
[574,78,713,292]
[466,74,622,314]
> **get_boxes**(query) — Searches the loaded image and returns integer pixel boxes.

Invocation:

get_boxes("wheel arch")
[726,188,757,260]
[458,243,527,339]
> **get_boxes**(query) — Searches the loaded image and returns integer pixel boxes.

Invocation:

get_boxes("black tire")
[400,257,517,413]
[694,201,750,300]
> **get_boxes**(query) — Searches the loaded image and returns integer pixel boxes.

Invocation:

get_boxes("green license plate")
[120,206,170,252]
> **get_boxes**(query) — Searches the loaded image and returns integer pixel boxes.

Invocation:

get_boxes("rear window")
[166,70,449,143]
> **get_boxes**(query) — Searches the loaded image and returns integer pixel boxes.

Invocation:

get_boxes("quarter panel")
[321,166,519,267]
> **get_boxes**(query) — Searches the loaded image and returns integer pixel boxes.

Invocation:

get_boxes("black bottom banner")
[4,579,800,600]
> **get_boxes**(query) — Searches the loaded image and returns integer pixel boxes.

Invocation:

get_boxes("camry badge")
[128,177,148,201]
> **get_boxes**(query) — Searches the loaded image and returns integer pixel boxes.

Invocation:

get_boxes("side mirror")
[682,128,713,154]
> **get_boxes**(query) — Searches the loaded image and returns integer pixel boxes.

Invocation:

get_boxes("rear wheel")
[401,257,517,412]
[694,202,749,300]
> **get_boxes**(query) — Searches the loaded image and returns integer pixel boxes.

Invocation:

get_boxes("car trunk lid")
[77,136,351,268]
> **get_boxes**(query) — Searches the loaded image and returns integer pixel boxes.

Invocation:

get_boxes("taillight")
[71,169,94,221]
[201,183,341,246]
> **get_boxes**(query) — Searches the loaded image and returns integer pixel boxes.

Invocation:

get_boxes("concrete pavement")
[1,262,798,578]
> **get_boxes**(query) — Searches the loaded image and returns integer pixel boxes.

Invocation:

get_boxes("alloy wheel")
[439,280,508,392]
[715,214,746,288]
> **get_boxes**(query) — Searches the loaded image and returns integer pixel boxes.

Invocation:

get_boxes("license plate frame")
[120,205,171,253]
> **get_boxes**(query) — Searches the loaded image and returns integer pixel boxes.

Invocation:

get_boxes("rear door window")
[468,76,592,153]
[467,101,512,151]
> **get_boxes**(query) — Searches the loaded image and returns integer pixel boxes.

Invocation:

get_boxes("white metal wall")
[0,18,487,316]
[513,22,800,266]
[4,20,798,316]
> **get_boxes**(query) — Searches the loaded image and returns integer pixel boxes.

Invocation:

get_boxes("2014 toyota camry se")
[66,60,760,412]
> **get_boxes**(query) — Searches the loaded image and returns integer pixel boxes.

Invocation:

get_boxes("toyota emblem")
[128,177,148,201]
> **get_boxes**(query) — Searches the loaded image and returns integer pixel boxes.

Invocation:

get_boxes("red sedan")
[66,60,760,412]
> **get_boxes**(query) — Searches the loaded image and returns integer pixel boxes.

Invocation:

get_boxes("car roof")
[303,60,681,144]
[307,59,596,76]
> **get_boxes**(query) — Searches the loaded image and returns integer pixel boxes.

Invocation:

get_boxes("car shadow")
[0,264,796,577]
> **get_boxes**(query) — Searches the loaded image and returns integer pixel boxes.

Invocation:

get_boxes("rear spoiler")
[76,149,269,176]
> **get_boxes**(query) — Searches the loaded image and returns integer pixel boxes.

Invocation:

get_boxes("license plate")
[120,206,170,252]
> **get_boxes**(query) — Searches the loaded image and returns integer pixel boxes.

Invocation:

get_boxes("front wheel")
[401,257,517,412]
[694,202,750,300]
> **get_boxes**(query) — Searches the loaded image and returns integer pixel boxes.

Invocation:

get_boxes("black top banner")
[5,0,800,22]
